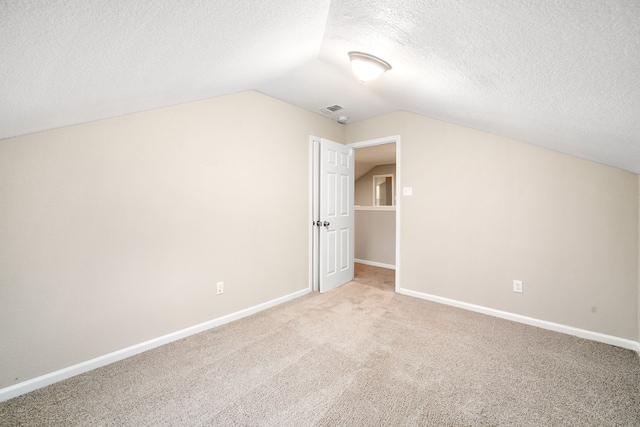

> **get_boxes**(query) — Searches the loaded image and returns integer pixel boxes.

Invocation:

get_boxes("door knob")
[323,221,330,227]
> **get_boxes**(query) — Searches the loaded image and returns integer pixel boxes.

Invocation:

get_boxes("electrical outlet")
[216,281,224,295]
[513,280,523,293]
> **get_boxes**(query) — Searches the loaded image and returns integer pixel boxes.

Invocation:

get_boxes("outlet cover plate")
[513,280,523,293]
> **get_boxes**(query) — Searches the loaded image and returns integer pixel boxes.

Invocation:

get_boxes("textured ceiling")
[2,1,640,173]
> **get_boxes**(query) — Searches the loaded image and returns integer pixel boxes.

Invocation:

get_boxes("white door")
[318,138,354,293]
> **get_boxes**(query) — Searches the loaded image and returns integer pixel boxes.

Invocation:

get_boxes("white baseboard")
[0,288,311,403]
[354,259,396,270]
[397,287,640,354]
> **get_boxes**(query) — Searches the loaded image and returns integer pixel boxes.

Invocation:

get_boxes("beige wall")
[355,210,396,266]
[2,95,638,391]
[354,165,397,266]
[355,164,396,206]
[0,91,344,389]
[346,111,638,341]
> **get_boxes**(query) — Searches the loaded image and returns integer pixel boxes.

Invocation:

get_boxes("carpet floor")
[1,263,639,426]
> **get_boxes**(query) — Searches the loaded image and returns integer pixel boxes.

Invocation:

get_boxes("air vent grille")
[319,104,344,114]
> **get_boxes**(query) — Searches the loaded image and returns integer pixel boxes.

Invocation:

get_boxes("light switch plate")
[403,187,413,196]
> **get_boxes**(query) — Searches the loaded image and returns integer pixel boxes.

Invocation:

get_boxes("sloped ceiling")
[355,143,396,181]
[2,1,639,173]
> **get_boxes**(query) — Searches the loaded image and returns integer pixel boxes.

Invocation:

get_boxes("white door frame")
[309,135,401,292]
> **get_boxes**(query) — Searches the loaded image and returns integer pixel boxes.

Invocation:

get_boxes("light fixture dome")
[348,51,392,82]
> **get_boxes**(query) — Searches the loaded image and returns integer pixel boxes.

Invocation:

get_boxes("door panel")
[340,228,349,270]
[319,139,354,293]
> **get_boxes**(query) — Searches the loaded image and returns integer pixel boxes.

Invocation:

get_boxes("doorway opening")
[349,136,400,293]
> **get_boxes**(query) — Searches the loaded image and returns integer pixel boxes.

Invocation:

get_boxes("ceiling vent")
[319,104,344,114]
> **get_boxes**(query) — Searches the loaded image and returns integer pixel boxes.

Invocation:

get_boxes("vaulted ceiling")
[2,1,639,172]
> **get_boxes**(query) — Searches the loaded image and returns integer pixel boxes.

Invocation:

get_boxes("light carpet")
[1,263,639,426]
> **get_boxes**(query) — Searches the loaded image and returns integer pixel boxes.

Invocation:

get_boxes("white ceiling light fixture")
[348,51,392,82]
